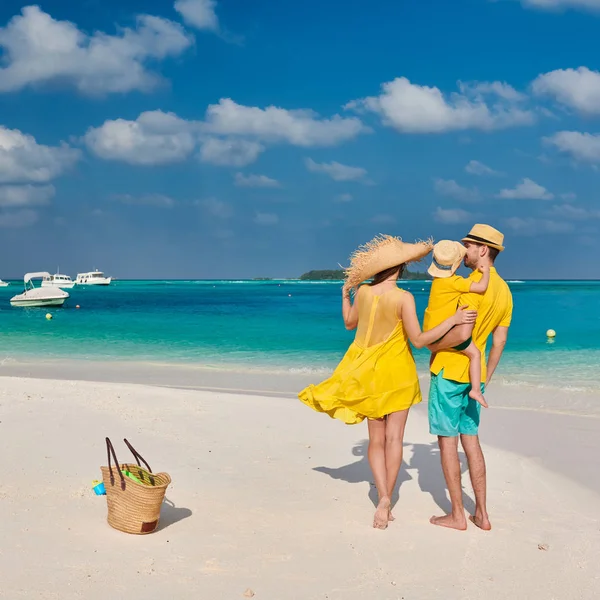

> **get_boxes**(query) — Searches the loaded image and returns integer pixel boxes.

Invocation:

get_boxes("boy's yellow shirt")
[423,274,473,331]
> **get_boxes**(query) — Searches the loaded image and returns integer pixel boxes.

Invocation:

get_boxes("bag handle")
[123,438,153,473]
[106,437,126,491]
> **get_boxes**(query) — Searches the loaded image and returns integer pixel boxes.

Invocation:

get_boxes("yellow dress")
[298,285,422,424]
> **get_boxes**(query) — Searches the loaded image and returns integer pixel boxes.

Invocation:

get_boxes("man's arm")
[486,326,509,385]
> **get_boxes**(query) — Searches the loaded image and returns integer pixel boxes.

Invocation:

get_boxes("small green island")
[299,269,431,281]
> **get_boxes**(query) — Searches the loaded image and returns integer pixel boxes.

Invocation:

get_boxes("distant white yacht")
[0,279,9,287]
[42,273,75,289]
[75,270,112,286]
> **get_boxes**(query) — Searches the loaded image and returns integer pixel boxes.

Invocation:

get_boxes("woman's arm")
[469,265,490,294]
[427,323,474,352]
[342,287,360,330]
[400,293,476,349]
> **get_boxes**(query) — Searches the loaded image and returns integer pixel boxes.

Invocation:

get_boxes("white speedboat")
[75,270,112,286]
[42,273,75,289]
[0,279,8,287]
[10,272,69,307]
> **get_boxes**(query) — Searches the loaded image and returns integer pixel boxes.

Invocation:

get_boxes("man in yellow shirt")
[426,224,513,532]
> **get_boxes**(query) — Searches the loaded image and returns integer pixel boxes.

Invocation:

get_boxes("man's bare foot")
[373,498,391,530]
[469,514,492,531]
[430,513,467,531]
[469,389,488,408]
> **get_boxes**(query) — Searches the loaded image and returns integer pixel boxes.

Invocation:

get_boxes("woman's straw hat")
[427,240,467,279]
[462,224,505,252]
[343,235,433,290]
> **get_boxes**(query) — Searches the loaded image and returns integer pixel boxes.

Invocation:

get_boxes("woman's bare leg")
[463,342,488,408]
[384,409,410,521]
[367,417,390,529]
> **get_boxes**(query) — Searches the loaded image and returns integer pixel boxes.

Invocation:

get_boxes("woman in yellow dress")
[298,235,477,529]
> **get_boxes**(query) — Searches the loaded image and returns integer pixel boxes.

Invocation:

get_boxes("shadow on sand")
[314,440,475,515]
[157,498,193,531]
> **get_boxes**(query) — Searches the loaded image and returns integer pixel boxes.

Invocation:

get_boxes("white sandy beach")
[1,374,599,600]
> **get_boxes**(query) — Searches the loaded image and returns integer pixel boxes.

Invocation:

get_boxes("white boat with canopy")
[10,272,69,307]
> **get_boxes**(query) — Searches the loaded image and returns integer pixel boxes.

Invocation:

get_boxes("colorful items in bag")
[121,469,144,484]
[92,480,106,495]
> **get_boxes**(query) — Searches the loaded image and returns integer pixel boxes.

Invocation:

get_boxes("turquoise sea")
[1,279,599,391]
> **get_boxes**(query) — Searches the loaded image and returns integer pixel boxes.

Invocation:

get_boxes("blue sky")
[1,0,600,279]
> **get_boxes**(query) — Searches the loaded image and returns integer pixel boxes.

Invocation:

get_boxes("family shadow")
[157,497,193,531]
[314,440,475,515]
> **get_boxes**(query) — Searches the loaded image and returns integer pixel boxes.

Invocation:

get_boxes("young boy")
[424,240,490,408]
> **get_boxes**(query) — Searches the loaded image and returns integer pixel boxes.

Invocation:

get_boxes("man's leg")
[461,434,491,530]
[428,372,468,530]
[459,389,491,530]
[430,435,467,530]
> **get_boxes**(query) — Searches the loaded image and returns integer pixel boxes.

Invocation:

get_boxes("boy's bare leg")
[463,342,488,408]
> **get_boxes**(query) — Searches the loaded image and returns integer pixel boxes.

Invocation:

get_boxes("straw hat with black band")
[343,235,433,292]
[461,224,505,252]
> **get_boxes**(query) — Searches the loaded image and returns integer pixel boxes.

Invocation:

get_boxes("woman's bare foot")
[373,497,391,530]
[430,513,467,531]
[388,509,395,522]
[469,513,492,531]
[469,389,488,409]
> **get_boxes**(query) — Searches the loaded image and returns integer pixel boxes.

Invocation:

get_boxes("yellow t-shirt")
[423,275,473,332]
[430,267,513,384]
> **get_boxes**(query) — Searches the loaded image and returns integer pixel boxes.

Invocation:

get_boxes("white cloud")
[370,214,396,224]
[198,197,233,218]
[547,203,600,220]
[203,98,367,146]
[0,6,192,95]
[334,193,353,202]
[254,212,279,226]
[0,208,38,227]
[532,67,600,114]
[84,111,196,165]
[174,0,219,31]
[434,207,475,224]
[234,173,280,188]
[521,0,600,11]
[0,184,55,207]
[465,160,501,176]
[459,81,527,102]
[305,158,368,182]
[496,178,554,200]
[434,178,480,202]
[503,216,575,236]
[199,138,264,166]
[0,126,80,183]
[347,77,534,134]
[111,193,176,208]
[545,131,600,164]
[560,192,577,200]
[85,99,365,168]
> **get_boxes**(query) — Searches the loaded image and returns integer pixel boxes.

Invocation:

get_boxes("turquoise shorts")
[428,370,484,437]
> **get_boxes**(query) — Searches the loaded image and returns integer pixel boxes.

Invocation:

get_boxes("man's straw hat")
[343,235,433,290]
[427,240,467,279]
[462,224,505,252]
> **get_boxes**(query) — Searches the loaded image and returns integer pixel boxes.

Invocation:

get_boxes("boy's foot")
[469,389,488,408]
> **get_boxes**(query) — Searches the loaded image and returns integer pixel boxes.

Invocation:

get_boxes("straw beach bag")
[101,438,171,535]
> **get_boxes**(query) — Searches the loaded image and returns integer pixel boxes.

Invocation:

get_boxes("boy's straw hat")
[462,224,505,252]
[427,240,467,278]
[343,235,433,290]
